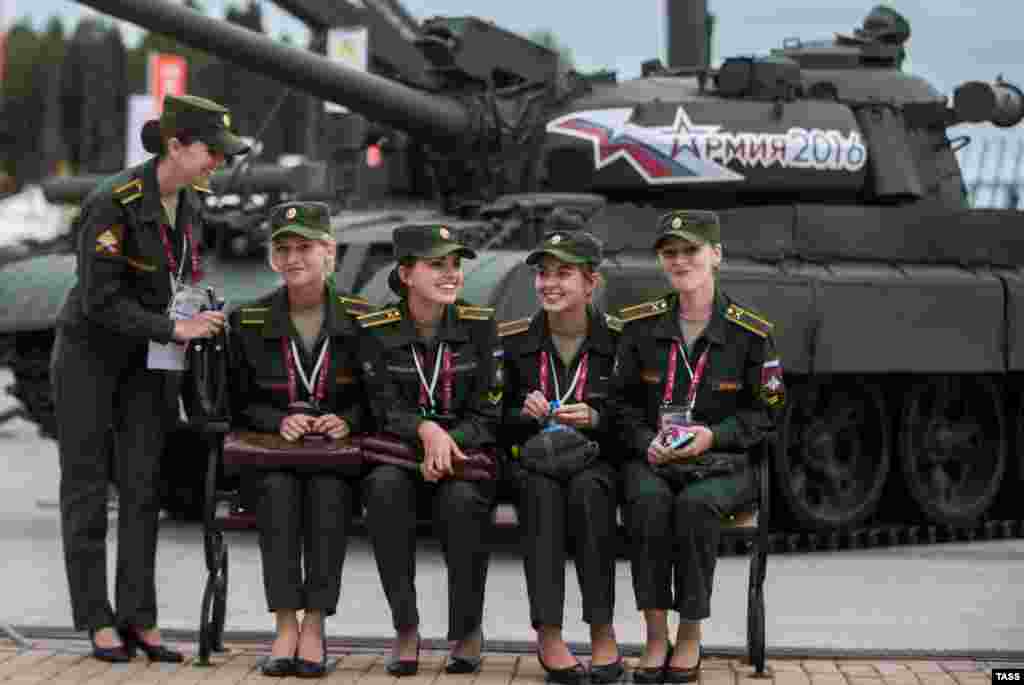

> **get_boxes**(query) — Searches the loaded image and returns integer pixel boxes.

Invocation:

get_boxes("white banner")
[325,25,368,114]
[126,94,157,167]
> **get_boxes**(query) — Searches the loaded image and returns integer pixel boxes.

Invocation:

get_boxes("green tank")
[2,0,1022,547]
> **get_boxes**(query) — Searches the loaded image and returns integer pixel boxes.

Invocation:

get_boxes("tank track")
[4,333,1022,553]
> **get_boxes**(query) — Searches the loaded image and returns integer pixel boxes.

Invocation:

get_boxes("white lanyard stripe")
[549,353,585,405]
[412,342,445,411]
[291,338,329,399]
[168,231,188,292]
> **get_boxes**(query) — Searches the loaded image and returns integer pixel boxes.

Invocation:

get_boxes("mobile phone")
[664,429,695,450]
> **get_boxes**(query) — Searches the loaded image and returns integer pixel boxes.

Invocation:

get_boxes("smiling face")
[399,254,464,305]
[168,138,225,185]
[533,255,597,315]
[656,236,722,294]
[270,235,332,290]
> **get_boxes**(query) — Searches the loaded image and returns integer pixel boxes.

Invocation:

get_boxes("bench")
[184,337,772,674]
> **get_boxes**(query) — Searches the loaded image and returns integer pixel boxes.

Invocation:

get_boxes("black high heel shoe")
[261,655,297,678]
[446,630,484,674]
[632,643,672,685]
[117,625,184,663]
[663,645,701,684]
[88,628,133,663]
[386,634,420,677]
[537,652,588,684]
[294,616,328,679]
[589,656,624,684]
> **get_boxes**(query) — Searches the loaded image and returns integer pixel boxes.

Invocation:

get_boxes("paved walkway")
[0,638,1016,685]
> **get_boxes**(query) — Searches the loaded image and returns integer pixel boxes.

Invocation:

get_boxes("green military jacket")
[499,306,622,458]
[356,299,501,449]
[608,289,783,460]
[57,156,209,345]
[228,286,371,434]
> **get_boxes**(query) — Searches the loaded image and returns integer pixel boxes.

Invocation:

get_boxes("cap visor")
[654,230,708,250]
[206,129,250,157]
[420,242,477,260]
[271,225,326,241]
[525,248,590,266]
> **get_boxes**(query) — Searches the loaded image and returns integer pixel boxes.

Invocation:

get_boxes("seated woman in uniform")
[500,230,623,684]
[357,224,501,677]
[228,201,371,679]
[609,210,782,684]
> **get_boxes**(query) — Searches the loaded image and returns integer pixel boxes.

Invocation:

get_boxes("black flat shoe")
[632,644,672,685]
[663,647,701,684]
[260,657,297,677]
[386,635,420,677]
[446,656,482,674]
[118,625,185,663]
[88,629,133,663]
[538,654,588,684]
[589,657,624,684]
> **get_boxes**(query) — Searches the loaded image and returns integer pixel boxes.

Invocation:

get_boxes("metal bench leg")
[747,454,772,676]
[197,435,227,666]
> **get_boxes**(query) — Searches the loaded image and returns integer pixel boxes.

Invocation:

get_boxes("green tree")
[1,21,42,181]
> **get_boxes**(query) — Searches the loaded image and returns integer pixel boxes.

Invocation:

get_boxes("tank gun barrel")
[953,79,1024,128]
[70,0,471,141]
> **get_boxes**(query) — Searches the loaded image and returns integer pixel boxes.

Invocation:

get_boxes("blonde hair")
[267,236,338,281]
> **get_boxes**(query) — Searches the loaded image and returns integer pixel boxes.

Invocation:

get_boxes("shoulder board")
[357,307,402,329]
[604,313,624,333]
[191,182,213,194]
[238,306,269,326]
[456,304,495,321]
[113,178,143,205]
[497,318,531,338]
[725,303,773,338]
[619,297,671,323]
[337,294,370,316]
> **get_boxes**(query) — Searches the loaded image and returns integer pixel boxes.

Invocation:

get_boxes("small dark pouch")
[519,427,600,482]
[361,433,499,481]
[655,451,748,488]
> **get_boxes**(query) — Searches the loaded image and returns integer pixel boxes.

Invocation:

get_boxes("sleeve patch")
[759,359,785,407]
[95,225,124,256]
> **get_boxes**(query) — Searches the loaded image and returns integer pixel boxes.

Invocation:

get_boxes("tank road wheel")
[776,377,890,531]
[898,376,1006,527]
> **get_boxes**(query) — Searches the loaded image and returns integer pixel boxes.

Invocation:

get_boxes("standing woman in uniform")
[228,201,370,678]
[609,210,783,683]
[51,95,248,662]
[500,230,623,684]
[358,224,501,676]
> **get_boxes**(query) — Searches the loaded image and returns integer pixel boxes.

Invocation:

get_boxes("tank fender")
[0,254,76,334]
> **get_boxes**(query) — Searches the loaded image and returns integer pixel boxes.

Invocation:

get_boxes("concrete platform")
[0,637,1019,685]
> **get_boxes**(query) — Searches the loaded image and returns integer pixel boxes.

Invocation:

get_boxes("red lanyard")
[281,337,331,407]
[539,350,589,404]
[158,222,202,285]
[663,340,709,410]
[413,344,453,414]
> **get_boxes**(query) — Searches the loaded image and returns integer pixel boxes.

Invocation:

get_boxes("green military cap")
[159,94,250,156]
[654,209,721,250]
[393,223,477,261]
[526,230,603,267]
[269,201,334,241]
[389,223,476,295]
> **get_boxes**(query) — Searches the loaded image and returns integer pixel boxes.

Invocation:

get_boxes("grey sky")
[12,0,1024,184]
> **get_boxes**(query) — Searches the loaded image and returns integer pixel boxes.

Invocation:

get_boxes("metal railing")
[957,136,1024,209]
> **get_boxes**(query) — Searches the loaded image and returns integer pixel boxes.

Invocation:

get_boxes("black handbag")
[518,426,600,482]
[654,451,748,488]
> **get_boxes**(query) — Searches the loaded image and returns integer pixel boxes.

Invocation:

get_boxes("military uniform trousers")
[622,460,754,621]
[515,460,618,629]
[51,327,180,631]
[255,470,358,614]
[363,464,496,640]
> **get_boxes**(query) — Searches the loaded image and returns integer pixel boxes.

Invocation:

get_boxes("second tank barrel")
[953,80,1024,128]
[71,0,471,141]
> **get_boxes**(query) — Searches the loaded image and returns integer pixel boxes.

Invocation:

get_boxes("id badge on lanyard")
[657,340,707,431]
[147,226,203,371]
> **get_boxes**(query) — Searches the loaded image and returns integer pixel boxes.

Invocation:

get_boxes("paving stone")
[940,662,981,673]
[772,672,812,685]
[838,664,881,676]
[809,674,848,685]
[873,663,912,675]
[906,663,947,674]
[804,661,842,674]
